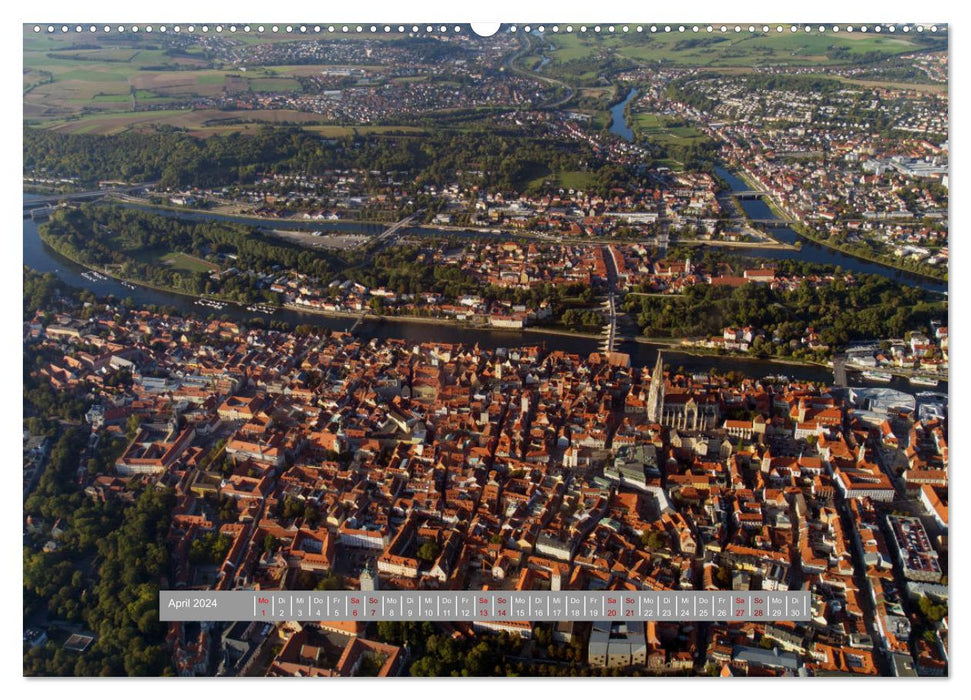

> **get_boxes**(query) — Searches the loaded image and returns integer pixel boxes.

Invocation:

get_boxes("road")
[656,231,669,257]
[372,210,424,246]
[833,355,848,386]
[844,361,945,384]
[504,33,575,110]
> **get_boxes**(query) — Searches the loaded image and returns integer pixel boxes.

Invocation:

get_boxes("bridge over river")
[22,182,157,212]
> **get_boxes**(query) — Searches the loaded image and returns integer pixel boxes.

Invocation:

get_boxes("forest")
[24,481,177,676]
[39,204,339,303]
[24,124,600,194]
[23,282,180,674]
[38,207,606,322]
[623,268,945,359]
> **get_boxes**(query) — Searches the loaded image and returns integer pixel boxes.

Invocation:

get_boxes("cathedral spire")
[647,353,665,423]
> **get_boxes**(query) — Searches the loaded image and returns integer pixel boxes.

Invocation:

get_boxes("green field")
[88,93,132,103]
[47,48,141,62]
[225,30,405,46]
[632,112,709,148]
[526,169,597,192]
[24,30,224,123]
[153,251,219,274]
[390,75,429,84]
[32,107,432,138]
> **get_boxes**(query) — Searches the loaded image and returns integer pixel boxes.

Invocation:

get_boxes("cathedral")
[646,354,720,431]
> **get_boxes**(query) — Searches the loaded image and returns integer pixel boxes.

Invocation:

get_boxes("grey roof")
[732,644,800,671]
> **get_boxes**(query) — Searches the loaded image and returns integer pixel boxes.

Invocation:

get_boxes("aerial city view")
[22,22,948,677]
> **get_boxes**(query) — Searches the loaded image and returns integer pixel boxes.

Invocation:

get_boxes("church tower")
[360,564,378,592]
[647,353,665,423]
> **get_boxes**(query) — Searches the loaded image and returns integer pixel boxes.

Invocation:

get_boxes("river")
[608,88,637,142]
[712,168,947,295]
[530,29,552,72]
[23,141,946,391]
[25,210,856,385]
[603,92,946,295]
[25,210,950,392]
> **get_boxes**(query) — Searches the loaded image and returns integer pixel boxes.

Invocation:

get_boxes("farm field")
[23,24,399,124]
[24,41,402,133]
[33,109,259,135]
[33,107,430,137]
[23,24,947,139]
[541,27,944,76]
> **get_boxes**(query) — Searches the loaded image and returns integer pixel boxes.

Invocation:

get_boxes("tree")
[315,572,344,590]
[125,415,142,441]
[417,541,441,563]
[263,534,278,555]
[641,530,668,550]
[918,595,947,623]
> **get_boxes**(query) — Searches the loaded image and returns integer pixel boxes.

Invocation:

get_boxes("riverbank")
[32,217,692,347]
[845,363,948,384]
[606,86,636,139]
[675,236,799,251]
[245,296,843,371]
[29,222,874,376]
[114,195,523,241]
[789,220,947,286]
[631,335,833,370]
[674,346,832,370]
[24,185,74,196]
[23,238,631,346]
[113,189,808,257]
[32,236,504,334]
[284,303,491,330]
[285,303,615,341]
